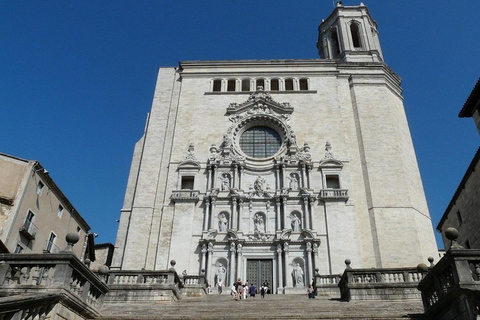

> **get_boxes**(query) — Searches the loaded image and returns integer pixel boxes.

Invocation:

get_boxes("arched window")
[270,79,279,91]
[256,78,265,90]
[213,79,222,92]
[285,79,294,91]
[227,79,236,92]
[350,22,362,48]
[242,79,250,92]
[239,126,282,158]
[299,78,308,91]
[328,29,340,58]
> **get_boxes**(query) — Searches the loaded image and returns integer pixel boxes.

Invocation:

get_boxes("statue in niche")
[209,144,220,161]
[215,263,226,286]
[324,141,334,159]
[287,173,299,190]
[292,263,304,287]
[253,213,266,233]
[219,173,231,191]
[254,176,265,192]
[218,213,228,232]
[290,213,301,232]
[185,143,197,161]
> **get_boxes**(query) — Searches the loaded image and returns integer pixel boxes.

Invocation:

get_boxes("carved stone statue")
[254,176,265,192]
[290,213,301,232]
[253,213,265,233]
[324,141,334,159]
[288,173,299,190]
[185,143,197,161]
[219,173,230,191]
[218,213,228,232]
[215,263,226,285]
[223,134,232,147]
[292,263,304,287]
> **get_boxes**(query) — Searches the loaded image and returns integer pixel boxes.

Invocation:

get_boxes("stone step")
[98,294,427,319]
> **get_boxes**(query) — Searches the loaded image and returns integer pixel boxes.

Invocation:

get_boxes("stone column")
[201,244,207,273]
[238,166,243,190]
[281,164,286,189]
[238,199,244,231]
[306,164,312,189]
[275,197,282,230]
[233,164,238,189]
[237,244,243,281]
[306,242,313,286]
[313,243,319,271]
[209,198,216,229]
[284,242,291,287]
[277,243,283,289]
[231,198,238,230]
[282,196,288,231]
[203,198,210,231]
[212,164,218,189]
[301,164,306,188]
[275,164,280,189]
[207,166,212,190]
[308,197,315,229]
[229,242,236,286]
[206,242,213,283]
[302,196,310,229]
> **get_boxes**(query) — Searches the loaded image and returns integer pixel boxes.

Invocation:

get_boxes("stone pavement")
[98,294,427,319]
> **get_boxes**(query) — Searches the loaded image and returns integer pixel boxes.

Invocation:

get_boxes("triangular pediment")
[226,89,294,116]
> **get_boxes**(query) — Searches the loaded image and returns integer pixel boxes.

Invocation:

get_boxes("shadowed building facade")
[112,4,438,293]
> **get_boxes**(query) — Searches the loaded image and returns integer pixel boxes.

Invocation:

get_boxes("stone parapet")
[183,275,208,296]
[104,269,184,303]
[314,273,342,298]
[417,248,480,320]
[339,267,424,301]
[0,252,109,319]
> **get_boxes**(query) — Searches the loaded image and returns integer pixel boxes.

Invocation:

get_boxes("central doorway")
[246,259,273,293]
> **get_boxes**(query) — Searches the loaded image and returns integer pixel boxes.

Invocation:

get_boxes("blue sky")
[1,1,479,248]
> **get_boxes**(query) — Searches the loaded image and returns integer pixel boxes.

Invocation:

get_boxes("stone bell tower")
[317,2,383,62]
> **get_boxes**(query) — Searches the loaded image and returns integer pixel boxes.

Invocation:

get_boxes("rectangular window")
[181,176,195,190]
[299,79,308,90]
[46,232,56,253]
[36,181,44,195]
[14,244,23,254]
[227,79,236,92]
[25,210,34,229]
[285,79,294,91]
[270,79,279,91]
[457,211,463,225]
[57,205,64,218]
[213,79,222,92]
[465,239,471,249]
[242,79,250,92]
[326,175,340,189]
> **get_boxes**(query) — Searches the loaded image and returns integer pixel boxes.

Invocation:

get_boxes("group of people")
[229,279,271,300]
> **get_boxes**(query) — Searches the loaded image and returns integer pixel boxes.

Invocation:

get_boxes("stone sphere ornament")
[66,232,80,245]
[417,263,428,273]
[445,227,459,241]
[98,265,110,275]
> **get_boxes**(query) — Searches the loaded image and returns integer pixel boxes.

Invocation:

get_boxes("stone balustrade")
[339,266,424,301]
[0,252,109,319]
[314,273,342,298]
[318,189,349,201]
[104,269,184,302]
[170,190,200,202]
[417,248,480,319]
[183,275,208,296]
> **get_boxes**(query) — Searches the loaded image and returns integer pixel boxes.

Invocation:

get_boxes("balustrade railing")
[319,189,349,200]
[0,252,108,318]
[339,267,424,301]
[315,274,341,285]
[170,190,200,202]
[417,248,480,317]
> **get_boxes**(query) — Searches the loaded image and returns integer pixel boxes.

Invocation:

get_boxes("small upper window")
[181,176,195,190]
[457,211,463,225]
[326,175,340,189]
[213,79,222,92]
[242,79,250,92]
[227,79,236,92]
[299,79,308,91]
[46,232,56,253]
[285,79,294,91]
[14,244,23,254]
[36,181,44,195]
[256,79,265,90]
[57,205,64,218]
[270,79,279,91]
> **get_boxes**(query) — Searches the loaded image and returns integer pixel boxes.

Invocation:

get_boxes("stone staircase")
[98,294,427,319]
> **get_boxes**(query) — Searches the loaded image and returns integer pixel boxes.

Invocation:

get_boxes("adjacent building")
[0,153,91,258]
[112,4,438,293]
[437,78,480,249]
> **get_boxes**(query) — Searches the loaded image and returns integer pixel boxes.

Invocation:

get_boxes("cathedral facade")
[112,4,438,293]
